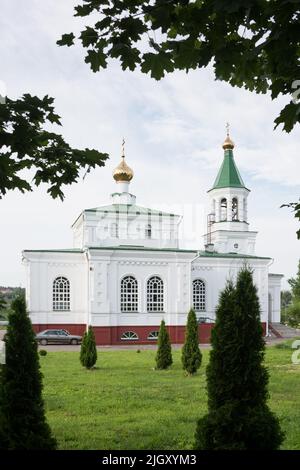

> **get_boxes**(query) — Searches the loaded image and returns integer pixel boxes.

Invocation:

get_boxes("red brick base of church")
[32,322,267,345]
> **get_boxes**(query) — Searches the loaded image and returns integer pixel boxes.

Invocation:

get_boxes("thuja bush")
[195,268,284,450]
[80,326,97,369]
[0,296,56,449]
[182,308,202,375]
[155,320,172,370]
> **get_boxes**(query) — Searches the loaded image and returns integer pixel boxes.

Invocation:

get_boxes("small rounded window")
[147,331,159,340]
[121,331,139,341]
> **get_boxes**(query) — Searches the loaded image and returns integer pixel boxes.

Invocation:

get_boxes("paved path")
[36,337,291,352]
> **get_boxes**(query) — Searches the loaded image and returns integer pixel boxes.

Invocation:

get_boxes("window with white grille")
[193,279,206,312]
[121,276,138,312]
[121,331,139,341]
[147,276,164,312]
[53,277,70,311]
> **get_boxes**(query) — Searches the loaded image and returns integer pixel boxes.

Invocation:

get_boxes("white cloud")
[0,0,299,288]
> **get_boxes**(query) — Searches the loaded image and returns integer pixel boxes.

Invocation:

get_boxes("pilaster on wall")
[174,262,190,317]
[90,260,111,315]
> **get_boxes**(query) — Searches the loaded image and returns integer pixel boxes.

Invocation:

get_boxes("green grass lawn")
[41,344,300,450]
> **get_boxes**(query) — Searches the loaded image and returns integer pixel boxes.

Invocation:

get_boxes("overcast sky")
[0,0,299,289]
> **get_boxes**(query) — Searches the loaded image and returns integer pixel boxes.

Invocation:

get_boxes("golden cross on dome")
[121,138,125,158]
[226,122,230,136]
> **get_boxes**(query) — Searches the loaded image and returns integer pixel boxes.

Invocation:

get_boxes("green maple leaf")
[85,49,107,72]
[110,44,141,71]
[57,33,75,47]
[80,27,99,47]
[141,53,174,80]
[274,101,300,133]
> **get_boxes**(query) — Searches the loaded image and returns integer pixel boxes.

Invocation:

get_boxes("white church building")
[23,132,282,344]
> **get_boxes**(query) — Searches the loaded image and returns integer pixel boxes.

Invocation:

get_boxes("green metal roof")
[196,251,270,260]
[88,246,196,253]
[23,249,84,254]
[210,149,246,191]
[71,204,180,228]
[23,246,271,260]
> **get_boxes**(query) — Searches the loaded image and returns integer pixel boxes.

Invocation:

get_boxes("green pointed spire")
[210,131,246,190]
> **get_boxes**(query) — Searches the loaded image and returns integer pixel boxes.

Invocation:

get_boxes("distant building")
[23,132,282,344]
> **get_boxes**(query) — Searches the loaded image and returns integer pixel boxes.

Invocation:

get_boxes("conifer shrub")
[39,349,47,356]
[182,308,202,375]
[155,320,172,369]
[79,330,88,367]
[0,296,56,449]
[195,268,284,450]
[80,326,97,369]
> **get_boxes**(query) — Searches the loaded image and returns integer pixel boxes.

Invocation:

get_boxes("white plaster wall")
[191,257,271,323]
[209,230,258,255]
[23,248,278,333]
[23,252,88,325]
[89,249,195,327]
[72,210,181,250]
[268,275,283,323]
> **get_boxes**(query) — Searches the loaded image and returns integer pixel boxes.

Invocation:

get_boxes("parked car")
[36,329,82,345]
[197,317,215,324]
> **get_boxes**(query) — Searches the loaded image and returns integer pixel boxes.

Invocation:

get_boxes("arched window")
[193,279,206,312]
[220,198,227,221]
[110,222,119,238]
[145,223,152,239]
[232,197,238,221]
[53,277,70,311]
[121,276,138,312]
[147,276,164,312]
[121,331,139,341]
[147,331,159,340]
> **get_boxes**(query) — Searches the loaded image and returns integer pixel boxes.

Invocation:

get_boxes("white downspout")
[85,249,90,331]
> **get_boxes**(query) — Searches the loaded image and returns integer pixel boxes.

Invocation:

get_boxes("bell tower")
[205,127,257,255]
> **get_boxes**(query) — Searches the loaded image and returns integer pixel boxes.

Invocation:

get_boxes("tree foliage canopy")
[281,201,300,239]
[288,259,300,300]
[0,293,6,312]
[284,260,300,327]
[58,0,300,132]
[0,94,108,200]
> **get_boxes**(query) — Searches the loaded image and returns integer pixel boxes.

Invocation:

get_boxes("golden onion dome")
[222,123,235,150]
[113,157,134,182]
[222,135,235,150]
[113,140,134,182]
